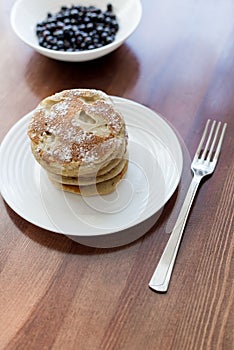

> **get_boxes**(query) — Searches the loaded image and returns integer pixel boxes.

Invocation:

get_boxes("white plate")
[10,0,142,62]
[0,97,183,247]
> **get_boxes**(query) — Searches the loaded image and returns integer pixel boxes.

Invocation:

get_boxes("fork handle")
[149,175,201,292]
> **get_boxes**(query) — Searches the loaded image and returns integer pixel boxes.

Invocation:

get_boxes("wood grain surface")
[0,0,233,349]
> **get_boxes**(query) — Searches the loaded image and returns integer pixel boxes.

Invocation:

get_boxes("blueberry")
[47,23,56,31]
[56,21,64,29]
[42,30,51,38]
[78,23,86,31]
[63,18,71,25]
[83,16,90,23]
[72,23,78,30]
[96,43,103,48]
[54,29,64,39]
[80,42,87,50]
[105,35,114,44]
[70,18,77,24]
[80,32,88,38]
[97,13,104,21]
[36,27,44,35]
[88,6,96,12]
[111,19,119,30]
[96,25,104,32]
[88,13,98,22]
[57,40,64,48]
[107,4,113,12]
[38,37,45,45]
[45,35,54,43]
[84,36,92,44]
[70,9,79,16]
[70,37,76,45]
[86,22,94,31]
[63,24,72,32]
[35,3,119,51]
[76,37,82,45]
[105,16,112,24]
[101,32,108,39]
[89,30,97,37]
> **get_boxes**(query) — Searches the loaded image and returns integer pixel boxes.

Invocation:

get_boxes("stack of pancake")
[28,89,128,196]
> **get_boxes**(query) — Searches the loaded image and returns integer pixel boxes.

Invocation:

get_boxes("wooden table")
[1,1,233,349]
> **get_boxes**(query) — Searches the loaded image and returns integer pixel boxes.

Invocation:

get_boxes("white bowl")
[10,0,142,62]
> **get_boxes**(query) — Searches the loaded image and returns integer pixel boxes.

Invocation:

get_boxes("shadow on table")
[3,186,178,255]
[24,43,140,99]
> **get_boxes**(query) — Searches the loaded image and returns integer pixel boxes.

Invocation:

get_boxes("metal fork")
[149,119,227,293]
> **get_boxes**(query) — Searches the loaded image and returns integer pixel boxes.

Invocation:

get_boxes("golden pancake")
[50,162,128,196]
[47,157,128,186]
[28,88,128,177]
[27,89,128,195]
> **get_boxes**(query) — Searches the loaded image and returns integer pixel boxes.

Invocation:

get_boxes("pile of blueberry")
[35,4,119,52]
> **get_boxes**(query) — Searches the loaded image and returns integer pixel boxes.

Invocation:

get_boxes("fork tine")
[194,119,210,160]
[206,122,221,162]
[213,123,227,162]
[200,120,216,161]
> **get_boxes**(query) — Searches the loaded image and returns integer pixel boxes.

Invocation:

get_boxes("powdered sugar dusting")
[50,101,69,118]
[53,147,72,162]
[28,89,127,165]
